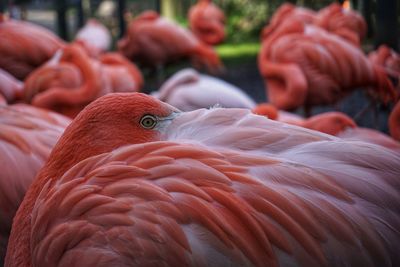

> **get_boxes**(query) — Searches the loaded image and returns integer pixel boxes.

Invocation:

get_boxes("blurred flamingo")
[261,3,366,46]
[118,10,223,74]
[152,68,255,111]
[23,44,142,117]
[99,52,144,93]
[0,103,70,265]
[188,0,226,45]
[74,19,112,58]
[261,3,316,40]
[253,103,399,150]
[253,103,356,136]
[0,69,23,103]
[258,20,396,114]
[338,127,400,152]
[314,3,366,46]
[6,93,400,267]
[0,14,64,80]
[369,45,400,89]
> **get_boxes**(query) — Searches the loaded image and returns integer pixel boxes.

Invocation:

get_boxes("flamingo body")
[0,69,23,103]
[23,44,142,117]
[153,68,256,111]
[74,19,112,57]
[0,104,70,265]
[258,21,396,111]
[5,93,400,267]
[0,16,64,79]
[188,0,225,45]
[118,11,222,73]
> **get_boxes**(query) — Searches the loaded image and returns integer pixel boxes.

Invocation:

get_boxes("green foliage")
[215,0,272,43]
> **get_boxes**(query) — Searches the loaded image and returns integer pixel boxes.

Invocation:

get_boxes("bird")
[258,19,396,114]
[0,102,70,266]
[188,0,226,45]
[253,103,356,136]
[338,126,400,152]
[118,10,223,74]
[0,13,64,80]
[99,52,144,94]
[6,92,400,267]
[368,45,400,88]
[23,44,142,117]
[261,3,366,47]
[313,3,366,46]
[152,68,256,111]
[74,19,112,58]
[0,69,23,104]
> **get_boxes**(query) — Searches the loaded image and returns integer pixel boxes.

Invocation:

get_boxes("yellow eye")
[140,114,157,129]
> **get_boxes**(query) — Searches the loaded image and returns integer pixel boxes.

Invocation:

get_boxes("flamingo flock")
[0,1,399,266]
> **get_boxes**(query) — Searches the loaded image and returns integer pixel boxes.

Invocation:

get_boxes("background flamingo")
[0,14,64,80]
[261,3,366,46]
[6,93,400,267]
[253,103,356,136]
[74,19,112,58]
[368,45,400,90]
[0,103,70,265]
[152,68,256,111]
[188,0,226,45]
[258,20,396,113]
[0,69,23,103]
[118,10,223,74]
[23,44,142,117]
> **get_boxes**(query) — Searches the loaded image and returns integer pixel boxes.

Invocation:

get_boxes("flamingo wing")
[30,108,400,267]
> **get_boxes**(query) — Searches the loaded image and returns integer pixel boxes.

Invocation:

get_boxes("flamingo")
[314,3,366,46]
[368,45,400,89]
[23,44,142,117]
[152,68,256,111]
[0,69,23,103]
[258,20,396,113]
[338,127,400,152]
[118,10,223,74]
[0,14,64,80]
[6,93,400,267]
[0,103,70,266]
[188,0,226,45]
[74,19,112,58]
[99,52,144,93]
[253,103,356,136]
[261,3,366,46]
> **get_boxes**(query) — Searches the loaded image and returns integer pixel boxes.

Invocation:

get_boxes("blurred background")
[0,0,399,132]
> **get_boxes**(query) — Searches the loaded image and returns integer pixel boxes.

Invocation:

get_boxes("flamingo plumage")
[253,104,356,136]
[118,11,223,74]
[0,69,23,103]
[74,19,112,58]
[152,68,256,111]
[0,103,70,265]
[23,44,142,117]
[5,93,400,267]
[258,20,396,112]
[188,0,226,45]
[0,14,64,80]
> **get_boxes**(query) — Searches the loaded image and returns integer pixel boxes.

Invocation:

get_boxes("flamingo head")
[47,93,180,177]
[252,103,278,120]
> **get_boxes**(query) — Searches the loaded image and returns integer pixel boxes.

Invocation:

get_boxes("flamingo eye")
[140,114,157,129]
